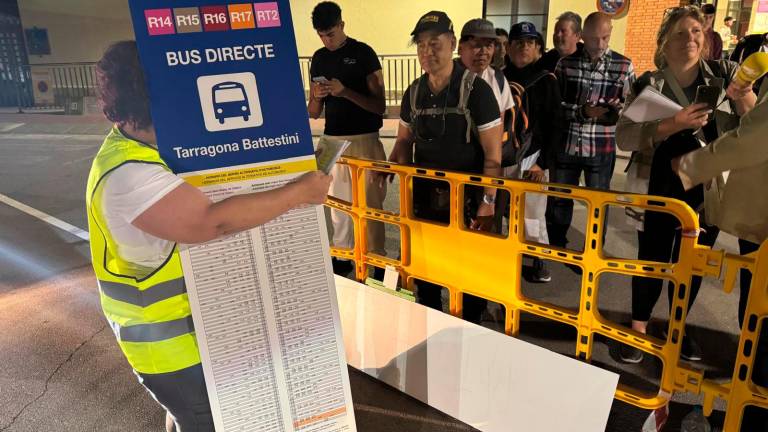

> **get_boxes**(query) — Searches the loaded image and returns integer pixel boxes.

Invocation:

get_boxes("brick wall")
[624,0,686,74]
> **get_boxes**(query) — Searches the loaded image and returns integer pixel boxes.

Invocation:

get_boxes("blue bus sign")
[128,0,313,174]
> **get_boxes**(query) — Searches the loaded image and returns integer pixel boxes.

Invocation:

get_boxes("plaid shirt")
[555,48,636,157]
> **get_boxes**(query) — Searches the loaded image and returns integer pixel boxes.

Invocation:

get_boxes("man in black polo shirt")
[308,2,387,275]
[388,11,502,321]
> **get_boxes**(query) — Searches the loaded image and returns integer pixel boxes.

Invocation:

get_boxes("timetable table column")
[261,207,350,431]
[188,231,286,431]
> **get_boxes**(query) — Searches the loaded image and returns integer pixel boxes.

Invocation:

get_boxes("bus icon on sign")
[212,82,251,123]
[197,72,263,131]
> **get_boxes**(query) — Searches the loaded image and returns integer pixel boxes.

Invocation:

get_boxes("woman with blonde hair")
[616,6,755,364]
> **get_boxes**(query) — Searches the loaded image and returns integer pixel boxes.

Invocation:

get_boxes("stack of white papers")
[623,86,683,122]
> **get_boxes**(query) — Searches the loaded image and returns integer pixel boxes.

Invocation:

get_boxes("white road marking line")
[0,133,102,141]
[0,123,24,132]
[61,154,98,166]
[0,193,89,242]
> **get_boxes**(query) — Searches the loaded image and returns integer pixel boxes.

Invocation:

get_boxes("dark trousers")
[738,239,768,431]
[412,177,485,323]
[631,211,719,322]
[547,152,616,248]
[138,364,214,432]
[415,282,487,324]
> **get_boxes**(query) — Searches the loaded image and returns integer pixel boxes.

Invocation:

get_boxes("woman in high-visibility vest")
[88,41,331,432]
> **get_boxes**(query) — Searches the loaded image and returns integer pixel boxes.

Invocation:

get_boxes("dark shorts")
[137,364,214,432]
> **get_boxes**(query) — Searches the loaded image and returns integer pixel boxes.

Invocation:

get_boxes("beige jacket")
[616,59,741,230]
[678,82,768,244]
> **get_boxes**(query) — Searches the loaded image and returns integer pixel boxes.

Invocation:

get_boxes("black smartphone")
[694,85,720,113]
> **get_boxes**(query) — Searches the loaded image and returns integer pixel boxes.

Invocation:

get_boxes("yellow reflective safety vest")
[85,127,201,374]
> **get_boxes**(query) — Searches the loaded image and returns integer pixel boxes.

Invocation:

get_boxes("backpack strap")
[508,80,528,131]
[523,70,553,90]
[662,68,691,106]
[704,59,727,92]
[409,76,422,123]
[454,69,476,143]
[494,68,506,95]
[520,71,555,122]
[409,69,477,143]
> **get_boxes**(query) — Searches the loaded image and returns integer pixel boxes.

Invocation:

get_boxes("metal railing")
[12,55,419,112]
[299,54,420,106]
[14,63,98,111]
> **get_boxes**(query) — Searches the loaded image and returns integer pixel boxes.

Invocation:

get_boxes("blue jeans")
[546,152,616,248]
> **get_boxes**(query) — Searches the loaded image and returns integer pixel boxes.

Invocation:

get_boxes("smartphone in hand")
[312,76,330,84]
[694,85,720,118]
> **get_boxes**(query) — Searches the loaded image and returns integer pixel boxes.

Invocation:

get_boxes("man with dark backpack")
[457,19,515,142]
[456,18,515,316]
[502,21,564,283]
[387,11,502,322]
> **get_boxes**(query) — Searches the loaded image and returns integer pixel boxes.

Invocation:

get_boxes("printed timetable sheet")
[128,0,357,429]
[179,157,355,431]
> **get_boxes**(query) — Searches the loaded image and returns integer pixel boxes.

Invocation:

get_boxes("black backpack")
[409,68,478,144]
[499,70,554,167]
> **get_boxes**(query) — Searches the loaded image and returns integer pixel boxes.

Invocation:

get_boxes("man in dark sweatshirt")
[503,21,564,282]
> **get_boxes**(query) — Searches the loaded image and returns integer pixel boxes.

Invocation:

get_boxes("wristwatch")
[482,193,496,205]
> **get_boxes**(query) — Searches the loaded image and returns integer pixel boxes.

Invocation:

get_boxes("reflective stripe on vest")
[86,127,201,374]
[110,316,195,343]
[99,277,186,308]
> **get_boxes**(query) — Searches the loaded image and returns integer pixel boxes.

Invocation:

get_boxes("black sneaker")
[531,258,552,283]
[680,336,703,362]
[619,344,644,364]
[331,258,354,275]
[662,330,703,362]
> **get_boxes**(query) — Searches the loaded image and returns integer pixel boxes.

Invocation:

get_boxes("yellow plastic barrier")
[326,157,767,423]
[714,243,768,430]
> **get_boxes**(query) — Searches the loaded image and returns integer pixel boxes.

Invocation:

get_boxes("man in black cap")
[387,11,502,322]
[503,21,565,283]
[458,19,515,147]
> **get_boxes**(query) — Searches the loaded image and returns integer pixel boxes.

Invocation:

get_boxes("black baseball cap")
[411,11,454,36]
[509,21,539,40]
